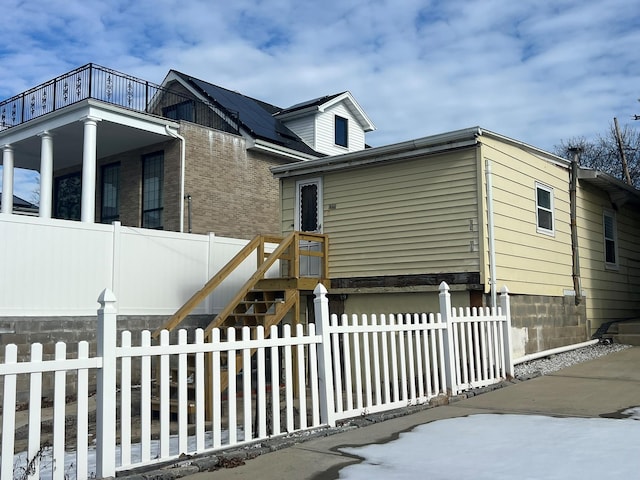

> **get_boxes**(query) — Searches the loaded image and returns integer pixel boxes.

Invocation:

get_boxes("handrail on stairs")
[152,231,328,338]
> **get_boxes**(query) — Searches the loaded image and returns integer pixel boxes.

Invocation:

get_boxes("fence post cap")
[439,281,450,292]
[313,283,328,296]
[97,288,117,305]
[500,285,510,294]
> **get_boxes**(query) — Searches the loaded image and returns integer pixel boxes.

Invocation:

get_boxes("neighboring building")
[0,192,38,215]
[273,127,640,356]
[0,64,374,239]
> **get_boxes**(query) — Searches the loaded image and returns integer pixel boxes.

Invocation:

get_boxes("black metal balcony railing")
[0,63,239,135]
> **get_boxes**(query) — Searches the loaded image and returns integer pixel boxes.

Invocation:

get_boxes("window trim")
[334,115,348,148]
[535,182,555,236]
[603,209,618,269]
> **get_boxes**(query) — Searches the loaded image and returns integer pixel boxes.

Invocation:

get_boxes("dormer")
[275,92,375,156]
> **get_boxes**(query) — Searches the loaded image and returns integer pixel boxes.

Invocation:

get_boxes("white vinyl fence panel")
[0,215,277,316]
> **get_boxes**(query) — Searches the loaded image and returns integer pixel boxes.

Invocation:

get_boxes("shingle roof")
[171,72,321,157]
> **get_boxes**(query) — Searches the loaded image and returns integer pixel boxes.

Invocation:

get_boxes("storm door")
[295,178,323,276]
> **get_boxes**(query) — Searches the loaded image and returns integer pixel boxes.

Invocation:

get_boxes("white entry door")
[295,178,323,276]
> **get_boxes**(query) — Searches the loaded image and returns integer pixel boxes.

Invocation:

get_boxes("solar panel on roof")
[170,71,321,155]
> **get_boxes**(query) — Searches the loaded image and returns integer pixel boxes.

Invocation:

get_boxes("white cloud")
[0,0,638,154]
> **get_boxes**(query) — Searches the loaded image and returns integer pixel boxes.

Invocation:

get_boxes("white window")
[603,210,618,268]
[535,183,554,235]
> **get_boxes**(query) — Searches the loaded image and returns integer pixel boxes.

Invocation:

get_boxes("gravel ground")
[513,341,632,379]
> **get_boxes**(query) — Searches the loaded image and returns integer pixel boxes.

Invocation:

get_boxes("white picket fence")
[0,282,512,480]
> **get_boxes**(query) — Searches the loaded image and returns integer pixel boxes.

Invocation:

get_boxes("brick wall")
[509,293,589,354]
[0,315,211,403]
[97,141,179,229]
[180,122,289,239]
[54,140,177,228]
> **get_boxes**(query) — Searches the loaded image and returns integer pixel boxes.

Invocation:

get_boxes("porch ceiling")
[0,99,177,172]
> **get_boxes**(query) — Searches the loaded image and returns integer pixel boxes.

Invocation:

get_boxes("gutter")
[272,134,481,177]
[251,138,319,161]
[165,125,186,233]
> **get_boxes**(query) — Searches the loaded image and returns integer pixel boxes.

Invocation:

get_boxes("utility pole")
[613,117,632,185]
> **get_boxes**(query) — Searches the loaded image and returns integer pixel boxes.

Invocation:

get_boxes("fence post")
[439,282,458,396]
[96,288,117,479]
[314,283,336,427]
[500,285,514,378]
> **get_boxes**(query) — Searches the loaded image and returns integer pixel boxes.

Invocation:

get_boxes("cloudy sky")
[1,0,639,197]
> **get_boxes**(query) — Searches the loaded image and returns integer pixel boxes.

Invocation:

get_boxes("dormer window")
[335,115,348,148]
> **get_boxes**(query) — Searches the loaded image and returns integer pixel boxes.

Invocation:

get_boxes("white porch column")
[39,131,54,218]
[1,144,14,214]
[81,116,100,223]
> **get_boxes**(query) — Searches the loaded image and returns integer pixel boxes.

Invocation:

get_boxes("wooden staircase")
[150,231,329,418]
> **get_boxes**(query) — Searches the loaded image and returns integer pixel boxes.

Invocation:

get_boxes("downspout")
[485,159,497,308]
[569,148,583,305]
[513,338,599,364]
[165,125,186,233]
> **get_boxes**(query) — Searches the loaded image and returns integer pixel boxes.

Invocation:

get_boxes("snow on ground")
[339,411,640,480]
[11,430,237,480]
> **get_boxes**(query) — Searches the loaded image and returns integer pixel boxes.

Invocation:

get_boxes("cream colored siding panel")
[281,181,296,233]
[320,148,480,277]
[480,138,573,296]
[577,182,640,332]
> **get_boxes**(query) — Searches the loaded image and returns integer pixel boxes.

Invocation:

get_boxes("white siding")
[281,115,316,150]
[315,103,366,155]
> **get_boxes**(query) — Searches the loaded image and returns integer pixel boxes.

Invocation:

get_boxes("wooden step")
[150,398,197,422]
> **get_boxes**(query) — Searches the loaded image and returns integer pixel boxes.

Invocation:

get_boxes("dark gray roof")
[171,71,321,157]
[0,194,36,209]
[578,168,640,207]
[277,92,345,115]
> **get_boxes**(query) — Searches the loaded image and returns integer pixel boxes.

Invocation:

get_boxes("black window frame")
[142,151,164,229]
[53,172,82,221]
[100,162,120,224]
[162,100,195,123]
[603,210,618,268]
[335,115,348,148]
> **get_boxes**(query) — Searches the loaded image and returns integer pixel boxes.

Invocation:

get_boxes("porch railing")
[0,63,239,134]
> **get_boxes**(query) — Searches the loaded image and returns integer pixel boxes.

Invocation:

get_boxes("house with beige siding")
[273,127,640,356]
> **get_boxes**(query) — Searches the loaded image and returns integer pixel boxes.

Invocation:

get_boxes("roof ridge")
[169,70,282,111]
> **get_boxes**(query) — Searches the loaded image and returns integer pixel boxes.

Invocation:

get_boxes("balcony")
[0,63,239,134]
